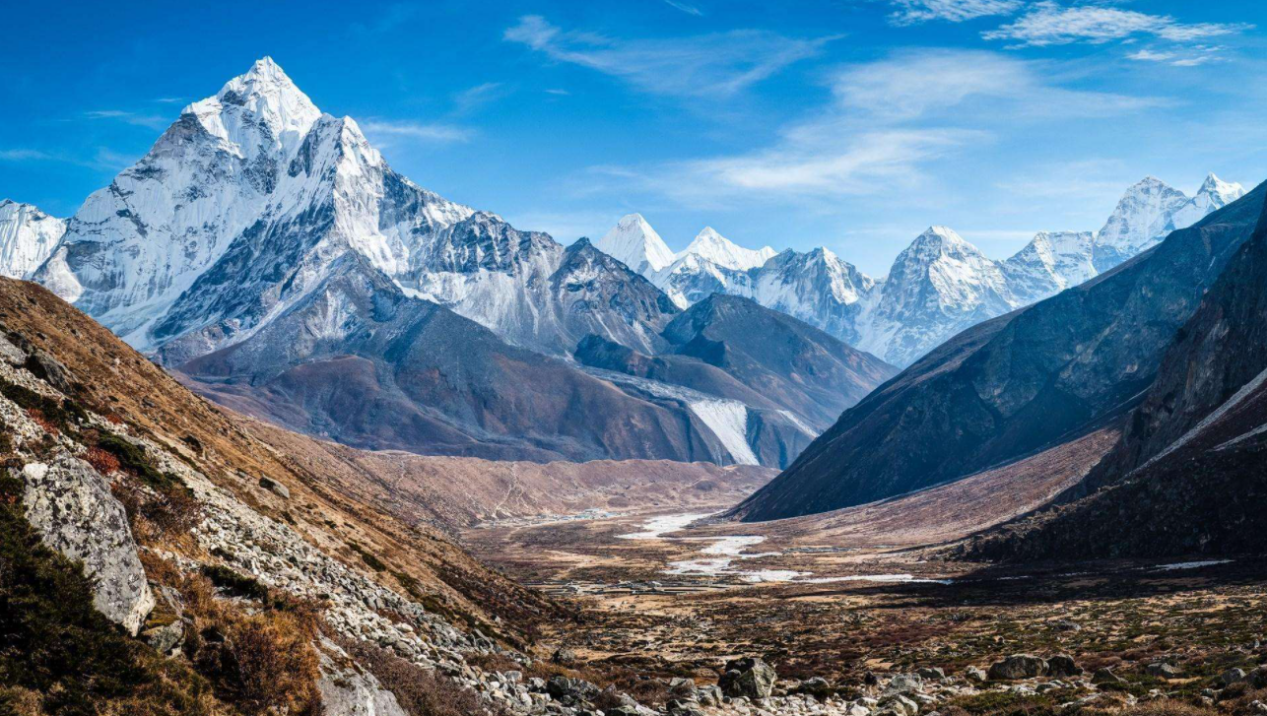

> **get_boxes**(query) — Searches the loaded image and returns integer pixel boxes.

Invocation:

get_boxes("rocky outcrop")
[20,455,154,635]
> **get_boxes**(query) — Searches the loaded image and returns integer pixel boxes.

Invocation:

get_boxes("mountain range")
[1,58,893,469]
[596,173,1246,367]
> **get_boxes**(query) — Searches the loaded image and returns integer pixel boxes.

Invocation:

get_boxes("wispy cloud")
[888,0,1022,26]
[544,88,570,96]
[84,109,170,130]
[504,15,830,99]
[983,2,1253,47]
[0,149,53,162]
[663,0,704,17]
[1128,46,1224,67]
[453,82,511,114]
[597,49,1162,205]
[0,146,134,171]
[360,120,472,144]
[153,97,184,104]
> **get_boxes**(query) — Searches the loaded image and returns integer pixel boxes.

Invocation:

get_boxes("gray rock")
[880,694,919,716]
[258,476,290,499]
[669,677,699,702]
[1047,655,1082,678]
[719,657,778,700]
[916,667,946,681]
[551,647,578,665]
[965,666,988,682]
[988,655,1048,681]
[317,640,408,716]
[21,456,155,635]
[798,676,833,698]
[1249,667,1267,688]
[1220,668,1247,686]
[142,619,185,655]
[1092,668,1126,686]
[0,333,27,366]
[885,674,924,695]
[1146,662,1183,679]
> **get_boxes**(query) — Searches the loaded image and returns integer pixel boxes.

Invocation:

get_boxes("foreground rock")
[20,454,155,635]
[720,657,778,700]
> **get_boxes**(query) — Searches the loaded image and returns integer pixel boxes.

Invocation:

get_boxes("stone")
[1220,668,1247,686]
[1146,662,1183,679]
[258,476,290,499]
[669,677,699,702]
[880,694,919,716]
[885,674,924,695]
[720,657,778,700]
[0,333,27,366]
[916,667,946,681]
[1051,619,1082,633]
[988,655,1048,681]
[965,667,988,682]
[1093,668,1126,686]
[799,677,833,699]
[551,647,578,665]
[1047,655,1082,678]
[696,684,723,706]
[1248,700,1267,715]
[142,619,185,655]
[1248,667,1267,689]
[21,456,155,635]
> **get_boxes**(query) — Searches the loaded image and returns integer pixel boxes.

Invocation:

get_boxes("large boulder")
[1047,655,1083,678]
[720,657,777,700]
[21,456,155,635]
[988,655,1048,681]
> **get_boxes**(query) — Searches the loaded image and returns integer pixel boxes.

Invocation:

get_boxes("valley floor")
[464,475,1267,716]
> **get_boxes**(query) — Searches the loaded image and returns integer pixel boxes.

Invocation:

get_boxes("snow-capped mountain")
[0,200,65,279]
[32,58,675,363]
[1002,231,1099,306]
[594,213,676,275]
[596,174,1245,367]
[749,248,876,346]
[680,227,775,271]
[1168,173,1246,234]
[857,226,1013,366]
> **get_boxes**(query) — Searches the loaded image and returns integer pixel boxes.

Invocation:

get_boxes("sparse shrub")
[200,565,269,602]
[95,433,176,490]
[85,446,122,475]
[339,637,504,716]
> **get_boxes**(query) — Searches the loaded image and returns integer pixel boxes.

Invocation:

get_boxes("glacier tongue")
[688,399,759,466]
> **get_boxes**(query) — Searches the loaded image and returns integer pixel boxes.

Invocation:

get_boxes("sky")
[2,1,1266,275]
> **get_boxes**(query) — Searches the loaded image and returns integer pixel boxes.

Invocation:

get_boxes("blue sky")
[2,0,1265,274]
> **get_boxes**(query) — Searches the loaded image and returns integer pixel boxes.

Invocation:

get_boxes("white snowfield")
[596,174,1246,367]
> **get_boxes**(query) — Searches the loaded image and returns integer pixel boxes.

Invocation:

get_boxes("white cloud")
[453,82,510,114]
[1128,46,1224,67]
[84,109,170,130]
[984,2,1253,47]
[0,149,52,162]
[360,120,472,143]
[663,0,704,17]
[889,0,1023,25]
[504,15,830,99]
[598,49,1163,204]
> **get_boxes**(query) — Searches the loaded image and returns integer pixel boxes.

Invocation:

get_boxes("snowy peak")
[681,227,776,271]
[0,200,65,279]
[595,213,676,274]
[1169,173,1247,231]
[1097,176,1190,256]
[184,56,320,159]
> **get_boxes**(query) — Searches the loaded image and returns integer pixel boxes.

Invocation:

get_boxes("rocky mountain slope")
[732,181,1265,522]
[0,276,573,714]
[602,175,1245,367]
[0,199,64,279]
[969,189,1267,561]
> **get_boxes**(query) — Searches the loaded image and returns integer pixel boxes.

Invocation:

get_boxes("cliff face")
[969,189,1267,561]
